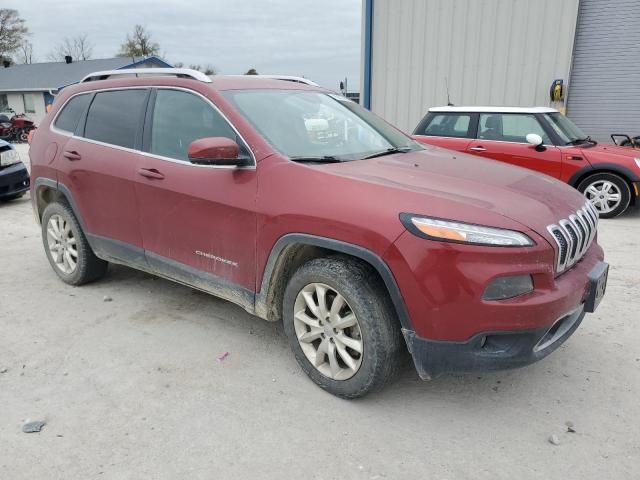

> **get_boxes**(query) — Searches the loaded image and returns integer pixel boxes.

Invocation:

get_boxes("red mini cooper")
[413,107,640,218]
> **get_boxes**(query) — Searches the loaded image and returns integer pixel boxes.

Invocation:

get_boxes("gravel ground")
[1,144,639,479]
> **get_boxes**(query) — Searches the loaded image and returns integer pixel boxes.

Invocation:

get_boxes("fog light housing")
[482,275,534,301]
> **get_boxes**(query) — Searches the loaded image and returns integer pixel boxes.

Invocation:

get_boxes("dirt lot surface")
[1,144,639,479]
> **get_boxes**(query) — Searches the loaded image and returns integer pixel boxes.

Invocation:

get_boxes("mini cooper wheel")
[283,257,404,399]
[578,173,631,218]
[41,202,108,285]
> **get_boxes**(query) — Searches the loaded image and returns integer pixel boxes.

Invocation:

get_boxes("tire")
[282,256,404,399]
[41,201,108,285]
[577,172,631,219]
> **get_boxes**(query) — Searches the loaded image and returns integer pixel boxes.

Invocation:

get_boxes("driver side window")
[478,114,550,144]
[150,89,244,162]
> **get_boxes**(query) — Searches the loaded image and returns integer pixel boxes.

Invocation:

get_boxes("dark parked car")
[0,140,30,201]
[29,69,608,398]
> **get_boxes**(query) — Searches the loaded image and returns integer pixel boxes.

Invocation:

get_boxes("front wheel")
[578,173,631,219]
[282,257,404,399]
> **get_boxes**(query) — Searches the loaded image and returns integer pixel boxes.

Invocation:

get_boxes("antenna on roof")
[445,77,454,106]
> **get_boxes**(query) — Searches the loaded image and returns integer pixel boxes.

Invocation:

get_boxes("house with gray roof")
[0,56,171,125]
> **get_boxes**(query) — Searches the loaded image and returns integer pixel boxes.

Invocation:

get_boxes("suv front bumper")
[404,306,585,379]
[404,261,608,379]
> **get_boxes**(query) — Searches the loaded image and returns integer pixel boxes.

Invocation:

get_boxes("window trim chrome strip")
[48,85,257,170]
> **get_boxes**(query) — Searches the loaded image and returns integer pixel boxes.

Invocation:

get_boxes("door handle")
[63,150,82,161]
[469,146,487,152]
[138,168,165,180]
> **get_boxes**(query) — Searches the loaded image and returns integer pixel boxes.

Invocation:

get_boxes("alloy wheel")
[293,283,364,380]
[584,180,622,215]
[46,214,78,274]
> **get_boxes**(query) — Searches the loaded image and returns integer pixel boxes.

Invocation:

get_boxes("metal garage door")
[567,0,640,143]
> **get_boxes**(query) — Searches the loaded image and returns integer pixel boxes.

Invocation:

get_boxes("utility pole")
[340,77,348,97]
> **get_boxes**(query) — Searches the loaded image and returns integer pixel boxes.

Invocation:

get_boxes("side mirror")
[526,133,545,152]
[187,137,248,166]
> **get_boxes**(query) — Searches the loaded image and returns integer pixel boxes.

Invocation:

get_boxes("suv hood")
[321,146,587,240]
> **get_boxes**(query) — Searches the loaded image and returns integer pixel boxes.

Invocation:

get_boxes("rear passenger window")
[421,114,471,138]
[84,89,148,149]
[150,89,238,161]
[54,94,91,133]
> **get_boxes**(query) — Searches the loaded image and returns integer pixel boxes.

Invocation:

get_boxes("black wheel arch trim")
[33,177,91,238]
[256,233,413,331]
[568,163,640,188]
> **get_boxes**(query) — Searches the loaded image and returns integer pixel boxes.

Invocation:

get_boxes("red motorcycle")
[0,108,37,143]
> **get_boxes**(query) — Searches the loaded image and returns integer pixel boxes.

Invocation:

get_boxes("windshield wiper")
[362,146,413,160]
[289,156,343,164]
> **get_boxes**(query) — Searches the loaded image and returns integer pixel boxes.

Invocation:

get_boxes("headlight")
[0,148,21,167]
[400,214,535,247]
[634,157,640,169]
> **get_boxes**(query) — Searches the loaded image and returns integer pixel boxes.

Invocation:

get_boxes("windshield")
[543,113,588,144]
[223,89,421,160]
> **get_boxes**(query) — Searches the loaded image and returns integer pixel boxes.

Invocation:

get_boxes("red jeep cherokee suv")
[413,106,640,218]
[29,70,608,398]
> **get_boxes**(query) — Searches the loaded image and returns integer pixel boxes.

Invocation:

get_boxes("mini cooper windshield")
[224,90,421,161]
[543,112,592,145]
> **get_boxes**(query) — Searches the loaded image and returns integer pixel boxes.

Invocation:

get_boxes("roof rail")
[225,74,319,86]
[255,75,319,86]
[80,68,212,84]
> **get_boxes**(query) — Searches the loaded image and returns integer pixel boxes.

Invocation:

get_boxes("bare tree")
[47,34,93,62]
[20,39,33,63]
[0,9,29,60]
[118,25,160,58]
[73,33,93,60]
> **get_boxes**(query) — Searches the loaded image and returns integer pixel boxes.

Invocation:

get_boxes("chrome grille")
[547,202,598,274]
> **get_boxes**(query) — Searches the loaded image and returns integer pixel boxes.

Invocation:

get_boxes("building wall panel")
[369,0,579,132]
[567,0,640,143]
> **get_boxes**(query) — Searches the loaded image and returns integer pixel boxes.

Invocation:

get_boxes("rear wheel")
[578,172,631,218]
[282,257,404,398]
[41,202,108,285]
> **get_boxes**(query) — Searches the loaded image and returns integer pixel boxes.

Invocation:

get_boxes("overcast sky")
[4,0,362,90]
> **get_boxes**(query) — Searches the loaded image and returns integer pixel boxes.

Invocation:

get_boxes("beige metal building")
[361,0,640,142]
